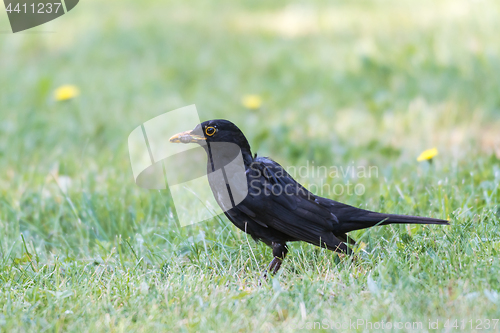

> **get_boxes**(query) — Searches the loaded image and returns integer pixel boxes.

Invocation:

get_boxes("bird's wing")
[236,157,346,249]
[234,157,446,250]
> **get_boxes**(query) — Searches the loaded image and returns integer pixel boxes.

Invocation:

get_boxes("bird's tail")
[333,203,449,233]
[368,212,449,225]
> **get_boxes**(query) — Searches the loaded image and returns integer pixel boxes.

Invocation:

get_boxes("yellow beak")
[169,130,206,144]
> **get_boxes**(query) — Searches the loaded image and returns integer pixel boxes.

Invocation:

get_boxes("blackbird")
[170,119,448,274]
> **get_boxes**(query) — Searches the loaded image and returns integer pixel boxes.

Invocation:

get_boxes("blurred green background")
[1,0,500,331]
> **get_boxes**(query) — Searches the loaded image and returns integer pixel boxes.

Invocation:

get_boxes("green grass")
[1,0,500,331]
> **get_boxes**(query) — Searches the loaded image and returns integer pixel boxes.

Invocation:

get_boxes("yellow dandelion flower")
[54,85,79,101]
[417,147,438,162]
[242,94,262,110]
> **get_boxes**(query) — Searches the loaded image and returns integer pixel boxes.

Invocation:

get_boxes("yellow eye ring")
[205,126,216,136]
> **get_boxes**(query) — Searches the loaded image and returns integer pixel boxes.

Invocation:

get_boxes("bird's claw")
[259,257,282,285]
[268,257,282,275]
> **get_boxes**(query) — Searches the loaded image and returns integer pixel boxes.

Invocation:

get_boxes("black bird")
[170,119,448,274]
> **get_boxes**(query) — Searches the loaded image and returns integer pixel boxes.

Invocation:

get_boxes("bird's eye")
[205,126,216,136]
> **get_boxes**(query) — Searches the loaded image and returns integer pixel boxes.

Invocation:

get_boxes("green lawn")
[1,0,500,331]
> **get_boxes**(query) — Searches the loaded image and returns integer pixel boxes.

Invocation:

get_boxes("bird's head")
[169,119,252,153]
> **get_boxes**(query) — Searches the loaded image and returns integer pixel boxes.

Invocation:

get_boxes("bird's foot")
[259,257,282,283]
[268,257,282,275]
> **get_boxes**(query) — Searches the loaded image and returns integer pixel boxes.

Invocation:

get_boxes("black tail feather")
[333,203,449,233]
[366,212,449,226]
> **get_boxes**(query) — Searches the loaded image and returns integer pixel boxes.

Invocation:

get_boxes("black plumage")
[170,119,449,274]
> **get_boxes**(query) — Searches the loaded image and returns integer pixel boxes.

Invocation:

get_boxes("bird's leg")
[267,258,281,276]
[337,233,356,255]
[261,243,288,280]
[268,242,288,275]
